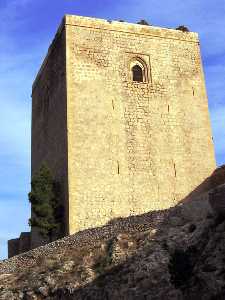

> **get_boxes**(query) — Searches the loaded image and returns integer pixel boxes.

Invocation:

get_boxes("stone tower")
[31,15,216,244]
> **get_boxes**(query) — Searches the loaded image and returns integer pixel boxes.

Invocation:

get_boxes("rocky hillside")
[1,191,225,300]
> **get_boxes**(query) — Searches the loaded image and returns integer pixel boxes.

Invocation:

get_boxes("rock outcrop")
[1,194,225,299]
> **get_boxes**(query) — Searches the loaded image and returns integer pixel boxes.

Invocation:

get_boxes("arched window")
[132,65,143,82]
[130,58,148,83]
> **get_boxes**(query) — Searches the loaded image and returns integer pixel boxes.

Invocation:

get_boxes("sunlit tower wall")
[31,15,216,245]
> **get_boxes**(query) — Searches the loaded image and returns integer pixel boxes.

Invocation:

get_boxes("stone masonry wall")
[31,25,68,246]
[8,232,31,258]
[65,15,216,234]
[8,239,19,259]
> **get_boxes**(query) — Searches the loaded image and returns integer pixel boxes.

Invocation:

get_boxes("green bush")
[93,239,114,275]
[28,164,64,241]
[176,25,189,32]
[137,19,150,26]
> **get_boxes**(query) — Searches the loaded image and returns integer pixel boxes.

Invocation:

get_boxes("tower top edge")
[32,14,199,92]
[63,14,198,40]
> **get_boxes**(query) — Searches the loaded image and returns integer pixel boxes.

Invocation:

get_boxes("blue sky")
[0,0,224,259]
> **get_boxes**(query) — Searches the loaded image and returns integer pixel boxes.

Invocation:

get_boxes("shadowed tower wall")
[31,24,68,246]
[32,15,216,237]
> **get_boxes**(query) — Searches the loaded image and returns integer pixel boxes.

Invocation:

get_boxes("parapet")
[64,14,199,42]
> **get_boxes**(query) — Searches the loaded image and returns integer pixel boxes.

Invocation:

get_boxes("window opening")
[132,65,144,82]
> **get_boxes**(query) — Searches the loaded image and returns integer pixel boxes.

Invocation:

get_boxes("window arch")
[130,58,148,83]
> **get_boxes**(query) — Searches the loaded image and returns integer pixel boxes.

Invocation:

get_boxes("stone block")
[8,238,19,258]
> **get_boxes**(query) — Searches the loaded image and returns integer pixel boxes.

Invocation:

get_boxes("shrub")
[93,239,114,275]
[28,164,64,241]
[137,19,150,26]
[176,25,190,32]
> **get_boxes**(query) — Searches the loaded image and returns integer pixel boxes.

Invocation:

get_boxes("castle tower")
[31,15,216,245]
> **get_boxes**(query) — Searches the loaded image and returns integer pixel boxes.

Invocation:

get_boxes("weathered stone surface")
[210,165,225,188]
[30,14,216,242]
[10,14,217,256]
[31,20,68,248]
[209,184,225,218]
[1,210,168,274]
[1,199,225,300]
[8,232,31,258]
[8,238,19,259]
[0,200,225,300]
